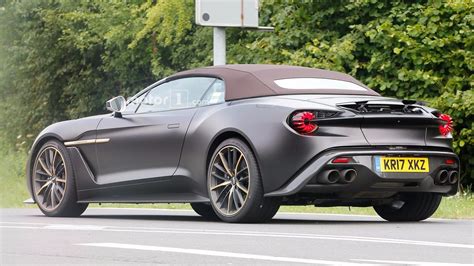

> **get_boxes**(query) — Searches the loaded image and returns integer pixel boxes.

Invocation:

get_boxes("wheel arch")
[206,129,261,175]
[26,134,65,197]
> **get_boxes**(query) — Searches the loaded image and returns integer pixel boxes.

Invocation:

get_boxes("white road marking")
[1,221,473,250]
[88,207,461,221]
[353,259,473,265]
[0,225,41,229]
[43,224,106,230]
[77,242,360,265]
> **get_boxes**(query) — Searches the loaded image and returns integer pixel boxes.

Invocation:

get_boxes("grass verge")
[1,147,473,219]
[0,146,29,208]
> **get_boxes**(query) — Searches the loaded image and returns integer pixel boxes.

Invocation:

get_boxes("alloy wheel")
[33,147,67,210]
[209,145,250,216]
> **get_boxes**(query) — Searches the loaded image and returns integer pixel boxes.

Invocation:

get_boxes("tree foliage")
[0,0,472,185]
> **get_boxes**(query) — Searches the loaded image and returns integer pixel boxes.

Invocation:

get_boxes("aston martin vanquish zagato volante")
[26,64,459,223]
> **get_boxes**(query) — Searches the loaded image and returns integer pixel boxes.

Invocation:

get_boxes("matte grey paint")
[94,108,195,184]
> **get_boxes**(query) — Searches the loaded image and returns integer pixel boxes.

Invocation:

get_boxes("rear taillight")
[438,113,453,136]
[290,111,318,135]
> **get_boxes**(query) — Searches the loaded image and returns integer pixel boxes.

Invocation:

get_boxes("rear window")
[274,78,367,91]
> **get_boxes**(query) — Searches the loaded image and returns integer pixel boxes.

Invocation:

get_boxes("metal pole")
[213,27,226,65]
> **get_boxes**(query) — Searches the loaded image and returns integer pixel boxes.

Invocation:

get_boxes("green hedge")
[228,0,473,185]
[0,1,472,186]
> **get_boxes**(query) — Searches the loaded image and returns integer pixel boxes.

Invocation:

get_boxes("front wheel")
[374,193,442,222]
[207,138,280,223]
[31,140,88,217]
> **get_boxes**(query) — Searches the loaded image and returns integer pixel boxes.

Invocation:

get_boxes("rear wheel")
[190,203,218,220]
[32,140,88,217]
[207,138,280,223]
[374,193,442,222]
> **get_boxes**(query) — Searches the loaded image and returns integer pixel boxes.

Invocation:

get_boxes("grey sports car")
[26,64,459,223]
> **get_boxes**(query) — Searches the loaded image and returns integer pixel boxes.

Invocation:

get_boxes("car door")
[94,77,217,185]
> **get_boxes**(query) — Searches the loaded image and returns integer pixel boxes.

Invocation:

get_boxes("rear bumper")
[265,147,459,198]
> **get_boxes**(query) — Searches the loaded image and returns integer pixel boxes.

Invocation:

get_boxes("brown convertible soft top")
[170,64,379,101]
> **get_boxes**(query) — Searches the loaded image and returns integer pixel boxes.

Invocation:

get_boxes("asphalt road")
[0,208,473,265]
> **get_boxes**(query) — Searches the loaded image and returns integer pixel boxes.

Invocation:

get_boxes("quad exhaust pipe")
[434,169,458,185]
[317,169,357,184]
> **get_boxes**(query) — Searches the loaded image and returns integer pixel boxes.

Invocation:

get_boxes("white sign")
[195,0,259,28]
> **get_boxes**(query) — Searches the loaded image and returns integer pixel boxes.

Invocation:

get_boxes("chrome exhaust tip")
[339,169,357,184]
[317,170,341,184]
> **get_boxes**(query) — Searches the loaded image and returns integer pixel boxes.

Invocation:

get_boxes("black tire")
[190,203,219,220]
[207,138,281,223]
[374,193,442,222]
[31,140,88,217]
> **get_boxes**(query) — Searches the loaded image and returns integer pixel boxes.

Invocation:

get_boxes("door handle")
[167,123,180,129]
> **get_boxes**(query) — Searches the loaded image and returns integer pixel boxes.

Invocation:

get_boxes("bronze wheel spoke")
[56,178,66,183]
[227,148,236,171]
[38,158,53,177]
[210,180,231,191]
[34,178,48,183]
[219,188,232,209]
[238,176,249,182]
[42,183,51,207]
[234,154,243,173]
[231,149,237,169]
[56,185,65,196]
[236,182,248,194]
[51,150,58,175]
[36,169,49,176]
[50,184,56,208]
[232,187,241,209]
[235,188,245,207]
[227,148,232,171]
[53,186,62,202]
[48,149,53,165]
[47,149,55,174]
[216,185,231,203]
[36,180,52,196]
[213,163,227,176]
[227,187,234,213]
[211,172,227,181]
[56,164,65,177]
[218,152,233,177]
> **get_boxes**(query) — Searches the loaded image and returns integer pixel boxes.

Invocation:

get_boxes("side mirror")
[106,96,126,118]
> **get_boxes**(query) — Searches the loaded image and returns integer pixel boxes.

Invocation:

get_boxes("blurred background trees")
[0,0,472,187]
